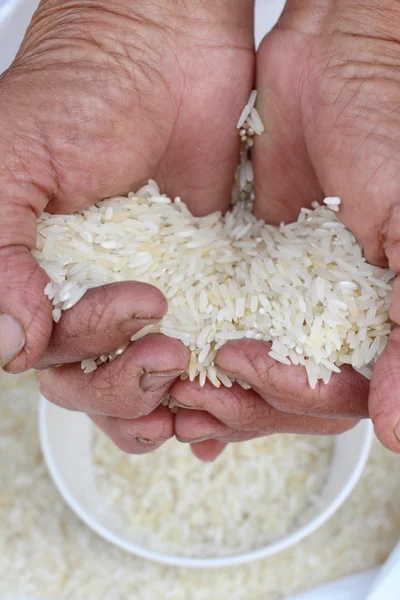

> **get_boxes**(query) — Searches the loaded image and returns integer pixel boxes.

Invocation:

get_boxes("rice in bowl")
[92,432,333,558]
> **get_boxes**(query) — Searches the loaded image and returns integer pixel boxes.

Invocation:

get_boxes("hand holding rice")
[2,81,398,459]
[32,91,396,460]
[0,0,256,461]
[35,184,393,389]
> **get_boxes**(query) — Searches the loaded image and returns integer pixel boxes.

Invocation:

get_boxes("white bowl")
[39,396,373,569]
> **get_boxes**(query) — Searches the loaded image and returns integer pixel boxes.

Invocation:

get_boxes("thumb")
[0,83,53,372]
[369,328,400,453]
[370,256,400,452]
[253,25,322,224]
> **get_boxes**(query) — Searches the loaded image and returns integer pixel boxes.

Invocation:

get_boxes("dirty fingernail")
[136,436,170,445]
[0,314,26,368]
[140,370,184,392]
[136,437,158,445]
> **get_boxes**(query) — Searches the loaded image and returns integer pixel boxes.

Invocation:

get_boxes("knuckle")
[227,341,285,391]
[243,350,274,386]
[91,359,144,418]
[246,354,294,399]
[217,385,271,430]
[86,287,113,333]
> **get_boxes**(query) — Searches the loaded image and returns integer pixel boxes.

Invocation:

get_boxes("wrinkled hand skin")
[177,0,400,460]
[0,0,254,371]
[0,0,254,456]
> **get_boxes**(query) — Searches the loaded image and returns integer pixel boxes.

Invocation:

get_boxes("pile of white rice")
[93,431,333,557]
[33,92,394,388]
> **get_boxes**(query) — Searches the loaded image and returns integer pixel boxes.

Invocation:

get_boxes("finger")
[369,328,400,453]
[156,1,255,217]
[37,333,189,419]
[215,339,369,418]
[190,440,227,462]
[388,276,400,324]
[175,409,232,441]
[172,380,359,435]
[92,405,174,455]
[0,84,56,373]
[0,247,52,373]
[372,239,400,451]
[175,408,259,442]
[253,30,322,224]
[36,281,167,368]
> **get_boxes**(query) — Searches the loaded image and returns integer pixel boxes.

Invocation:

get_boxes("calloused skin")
[1,0,399,461]
[176,0,400,460]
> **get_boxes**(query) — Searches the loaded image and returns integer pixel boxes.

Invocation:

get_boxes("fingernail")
[136,436,170,445]
[169,398,193,410]
[0,314,26,368]
[140,370,184,392]
[136,437,157,445]
[175,435,211,444]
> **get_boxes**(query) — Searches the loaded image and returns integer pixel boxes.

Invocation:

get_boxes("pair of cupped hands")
[1,0,400,461]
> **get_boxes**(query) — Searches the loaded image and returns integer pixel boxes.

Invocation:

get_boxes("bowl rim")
[39,397,374,569]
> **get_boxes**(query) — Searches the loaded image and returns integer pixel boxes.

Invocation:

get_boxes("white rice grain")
[34,92,394,392]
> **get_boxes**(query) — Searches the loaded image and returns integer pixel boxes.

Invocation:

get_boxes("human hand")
[250,0,400,453]
[174,0,400,460]
[0,0,254,451]
[172,339,365,461]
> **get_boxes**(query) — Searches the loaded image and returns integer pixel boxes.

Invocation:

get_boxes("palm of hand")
[0,2,255,458]
[3,7,253,217]
[5,2,400,459]
[0,4,254,369]
[175,9,400,459]
[251,13,400,452]
[254,18,399,263]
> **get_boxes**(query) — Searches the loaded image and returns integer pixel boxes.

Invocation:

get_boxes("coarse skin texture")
[1,370,400,598]
[189,0,400,458]
[5,0,400,461]
[0,0,258,460]
[175,0,400,459]
[0,0,255,373]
